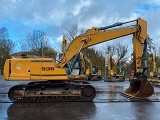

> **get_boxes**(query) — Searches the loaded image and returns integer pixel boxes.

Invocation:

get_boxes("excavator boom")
[58,18,145,69]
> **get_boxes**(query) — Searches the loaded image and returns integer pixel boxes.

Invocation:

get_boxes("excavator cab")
[91,66,102,81]
[92,66,99,74]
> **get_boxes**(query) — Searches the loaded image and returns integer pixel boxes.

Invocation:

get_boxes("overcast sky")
[0,0,160,53]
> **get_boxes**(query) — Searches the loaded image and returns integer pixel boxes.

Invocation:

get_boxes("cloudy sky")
[0,0,160,53]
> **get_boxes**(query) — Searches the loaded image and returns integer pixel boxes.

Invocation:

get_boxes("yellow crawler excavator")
[149,54,158,78]
[80,54,102,81]
[3,18,154,102]
[148,53,160,83]
[105,53,125,82]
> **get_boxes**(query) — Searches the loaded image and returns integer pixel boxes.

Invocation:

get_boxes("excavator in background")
[80,54,102,81]
[148,53,160,83]
[3,18,154,102]
[104,53,125,82]
[149,54,158,78]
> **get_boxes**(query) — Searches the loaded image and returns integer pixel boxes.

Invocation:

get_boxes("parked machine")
[148,53,160,83]
[81,54,102,81]
[149,54,158,78]
[105,53,125,82]
[3,18,154,102]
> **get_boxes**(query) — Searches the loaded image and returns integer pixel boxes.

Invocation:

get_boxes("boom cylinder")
[98,19,137,30]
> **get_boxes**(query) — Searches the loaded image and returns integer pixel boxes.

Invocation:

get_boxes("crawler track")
[8,81,96,102]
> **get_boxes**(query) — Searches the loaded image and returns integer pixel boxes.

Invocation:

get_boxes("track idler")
[121,76,154,98]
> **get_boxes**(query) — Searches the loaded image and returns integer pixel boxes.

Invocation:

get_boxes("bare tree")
[16,39,31,53]
[63,24,87,43]
[102,42,128,76]
[25,30,49,56]
[0,27,9,39]
[103,43,116,55]
[0,27,14,70]
[16,30,57,58]
[103,43,128,63]
[147,36,156,54]
[115,43,128,67]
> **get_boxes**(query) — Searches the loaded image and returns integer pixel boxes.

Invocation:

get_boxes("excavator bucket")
[121,76,154,99]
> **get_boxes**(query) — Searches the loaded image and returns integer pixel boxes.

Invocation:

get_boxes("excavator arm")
[57,18,147,74]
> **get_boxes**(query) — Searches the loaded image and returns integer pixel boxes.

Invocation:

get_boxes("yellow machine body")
[4,57,68,81]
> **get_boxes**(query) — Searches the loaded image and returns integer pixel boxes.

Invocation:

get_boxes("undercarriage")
[8,80,96,102]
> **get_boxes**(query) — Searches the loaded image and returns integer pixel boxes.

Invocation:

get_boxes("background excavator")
[149,54,158,78]
[104,53,125,82]
[80,54,102,81]
[148,53,160,83]
[3,18,154,102]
